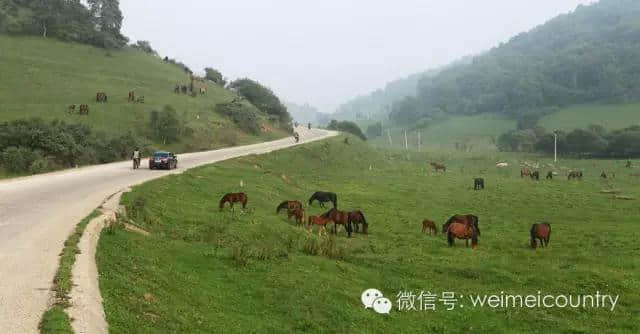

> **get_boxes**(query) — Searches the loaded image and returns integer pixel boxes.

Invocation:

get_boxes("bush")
[366,122,383,138]
[214,103,261,135]
[326,120,367,140]
[0,147,42,173]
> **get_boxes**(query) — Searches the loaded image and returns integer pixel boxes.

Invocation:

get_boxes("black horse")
[546,171,553,180]
[308,191,337,208]
[473,178,484,190]
[531,171,540,181]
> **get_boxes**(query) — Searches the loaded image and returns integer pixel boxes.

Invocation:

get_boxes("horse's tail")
[471,226,478,248]
[530,224,538,249]
[546,223,551,245]
[277,201,288,213]
[470,215,480,236]
[447,227,454,246]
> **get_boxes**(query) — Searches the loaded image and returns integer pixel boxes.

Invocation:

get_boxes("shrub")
[326,120,367,140]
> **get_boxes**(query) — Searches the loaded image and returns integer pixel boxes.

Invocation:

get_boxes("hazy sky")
[120,0,593,113]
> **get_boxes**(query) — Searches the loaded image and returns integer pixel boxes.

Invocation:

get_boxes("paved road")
[0,127,336,333]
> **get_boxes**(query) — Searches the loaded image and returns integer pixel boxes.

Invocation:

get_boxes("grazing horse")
[128,91,135,102]
[530,222,551,249]
[521,168,532,178]
[320,208,352,237]
[308,191,337,208]
[443,214,480,236]
[219,193,248,211]
[79,104,89,115]
[430,162,446,172]
[447,222,478,249]
[288,207,305,225]
[96,92,107,102]
[473,178,484,190]
[349,210,368,234]
[199,87,206,95]
[276,200,303,213]
[626,160,632,168]
[546,171,553,180]
[181,85,188,94]
[308,215,332,234]
[531,171,540,181]
[568,171,583,180]
[136,96,145,103]
[600,171,608,179]
[174,85,180,93]
[68,104,76,114]
[422,219,437,234]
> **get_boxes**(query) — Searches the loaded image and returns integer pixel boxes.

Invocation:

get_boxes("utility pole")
[404,129,408,150]
[553,131,558,162]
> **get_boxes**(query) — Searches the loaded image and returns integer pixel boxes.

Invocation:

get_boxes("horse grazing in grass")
[546,171,553,180]
[68,104,76,114]
[308,215,331,228]
[79,104,89,115]
[321,208,352,237]
[422,219,437,234]
[128,91,135,102]
[474,178,484,190]
[276,200,303,213]
[96,92,107,102]
[443,214,480,236]
[530,222,551,249]
[568,171,583,180]
[349,210,368,234]
[430,162,446,172]
[219,193,248,211]
[288,208,305,225]
[308,191,337,208]
[447,222,478,249]
[531,171,540,180]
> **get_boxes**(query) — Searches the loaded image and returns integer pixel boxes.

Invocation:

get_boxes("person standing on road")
[132,148,141,169]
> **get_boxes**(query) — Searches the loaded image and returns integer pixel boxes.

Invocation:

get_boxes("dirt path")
[0,127,337,333]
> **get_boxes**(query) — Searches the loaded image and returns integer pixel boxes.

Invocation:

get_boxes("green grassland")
[97,136,639,333]
[370,114,516,152]
[0,35,288,153]
[539,103,640,131]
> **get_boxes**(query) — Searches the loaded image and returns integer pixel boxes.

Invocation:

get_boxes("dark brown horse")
[442,214,480,236]
[96,92,107,102]
[321,208,352,237]
[288,207,305,225]
[430,162,446,172]
[68,104,76,114]
[219,193,248,211]
[128,91,135,102]
[568,171,583,180]
[546,171,553,180]
[447,222,478,249]
[530,222,551,249]
[276,200,302,213]
[348,210,368,234]
[531,171,540,180]
[422,219,437,234]
[79,104,89,115]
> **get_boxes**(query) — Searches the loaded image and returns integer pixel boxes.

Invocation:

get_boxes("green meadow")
[97,136,640,333]
[539,104,640,131]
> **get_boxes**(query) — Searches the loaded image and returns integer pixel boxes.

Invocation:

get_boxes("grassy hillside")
[369,114,516,152]
[539,103,640,131]
[98,136,639,333]
[0,35,288,154]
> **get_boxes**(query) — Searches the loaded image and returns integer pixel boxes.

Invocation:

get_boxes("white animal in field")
[496,162,509,168]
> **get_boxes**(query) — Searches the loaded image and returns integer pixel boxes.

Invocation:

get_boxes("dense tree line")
[497,124,640,158]
[389,0,640,127]
[0,0,127,48]
[0,118,148,174]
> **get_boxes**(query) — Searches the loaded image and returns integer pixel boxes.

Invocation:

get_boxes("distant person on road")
[308,122,311,130]
[132,148,141,169]
[293,132,300,143]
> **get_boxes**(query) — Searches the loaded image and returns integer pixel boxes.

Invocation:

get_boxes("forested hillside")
[390,0,640,126]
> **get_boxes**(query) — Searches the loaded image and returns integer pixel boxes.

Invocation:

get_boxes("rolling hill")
[0,34,290,176]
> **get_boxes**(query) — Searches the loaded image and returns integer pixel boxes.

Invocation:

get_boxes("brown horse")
[79,104,89,115]
[447,222,478,249]
[128,91,135,102]
[276,200,303,213]
[568,171,583,180]
[430,162,446,172]
[288,207,305,225]
[308,215,332,228]
[321,208,353,237]
[530,222,551,249]
[349,210,368,234]
[96,92,107,102]
[442,214,480,236]
[219,193,248,211]
[422,219,437,234]
[68,104,76,114]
